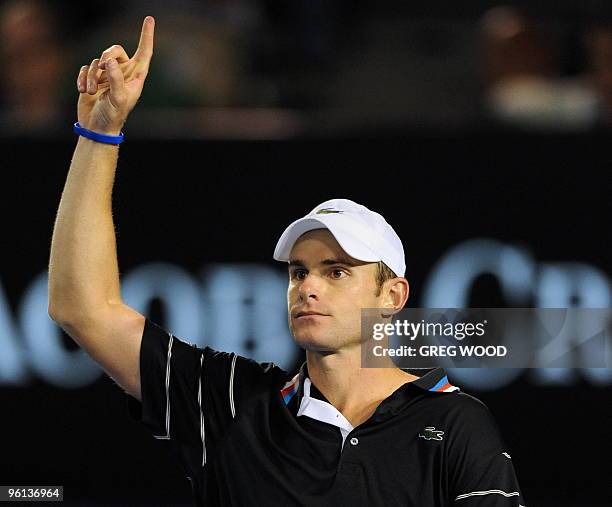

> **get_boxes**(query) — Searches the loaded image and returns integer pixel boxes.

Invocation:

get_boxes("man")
[48,17,525,506]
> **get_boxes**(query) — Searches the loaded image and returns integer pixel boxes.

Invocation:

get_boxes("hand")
[76,16,155,135]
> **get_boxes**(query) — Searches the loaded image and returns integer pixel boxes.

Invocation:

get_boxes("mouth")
[293,311,329,319]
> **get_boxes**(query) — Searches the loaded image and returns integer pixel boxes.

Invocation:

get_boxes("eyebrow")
[288,257,358,268]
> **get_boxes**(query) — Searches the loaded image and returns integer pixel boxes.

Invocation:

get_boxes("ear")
[383,277,409,312]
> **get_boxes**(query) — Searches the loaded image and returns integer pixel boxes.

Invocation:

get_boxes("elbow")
[48,298,111,331]
[47,303,72,327]
[47,299,87,328]
[47,283,69,323]
[47,288,101,326]
[47,290,72,324]
[47,300,63,323]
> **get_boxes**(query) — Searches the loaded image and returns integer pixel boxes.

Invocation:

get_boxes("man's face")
[287,229,384,352]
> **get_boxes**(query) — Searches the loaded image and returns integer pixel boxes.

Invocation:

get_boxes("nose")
[298,273,323,301]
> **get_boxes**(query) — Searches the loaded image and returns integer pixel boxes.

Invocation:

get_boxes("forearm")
[48,136,122,322]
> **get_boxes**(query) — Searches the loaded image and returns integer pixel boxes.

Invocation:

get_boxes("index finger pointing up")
[133,16,155,62]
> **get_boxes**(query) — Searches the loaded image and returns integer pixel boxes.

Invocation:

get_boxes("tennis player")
[48,16,526,506]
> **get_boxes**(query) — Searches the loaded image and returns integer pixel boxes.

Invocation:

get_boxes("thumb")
[105,58,127,109]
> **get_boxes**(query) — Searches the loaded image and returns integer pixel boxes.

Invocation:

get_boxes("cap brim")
[273,215,381,263]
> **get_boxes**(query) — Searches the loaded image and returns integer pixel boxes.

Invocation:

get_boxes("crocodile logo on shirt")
[419,426,444,441]
[316,208,343,214]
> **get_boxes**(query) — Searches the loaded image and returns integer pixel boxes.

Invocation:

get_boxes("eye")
[330,269,347,279]
[291,269,307,280]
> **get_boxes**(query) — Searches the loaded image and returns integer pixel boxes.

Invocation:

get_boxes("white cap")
[273,198,406,277]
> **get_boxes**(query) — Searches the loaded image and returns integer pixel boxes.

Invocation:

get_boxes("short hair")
[374,261,397,296]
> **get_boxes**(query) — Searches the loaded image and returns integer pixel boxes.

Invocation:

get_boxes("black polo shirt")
[127,319,526,506]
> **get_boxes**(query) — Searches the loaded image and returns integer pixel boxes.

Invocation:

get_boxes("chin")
[291,329,337,352]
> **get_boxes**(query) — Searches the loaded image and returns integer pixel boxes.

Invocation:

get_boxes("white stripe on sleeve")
[229,353,237,418]
[198,352,207,465]
[455,489,520,501]
[153,333,174,440]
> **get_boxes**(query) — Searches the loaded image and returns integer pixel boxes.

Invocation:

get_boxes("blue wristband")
[73,122,124,145]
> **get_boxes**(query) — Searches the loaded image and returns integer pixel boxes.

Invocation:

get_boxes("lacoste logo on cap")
[316,208,343,214]
[418,426,444,441]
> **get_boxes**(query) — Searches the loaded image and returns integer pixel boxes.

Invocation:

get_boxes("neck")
[305,346,418,427]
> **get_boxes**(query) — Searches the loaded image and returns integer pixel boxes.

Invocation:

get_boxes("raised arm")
[48,17,156,401]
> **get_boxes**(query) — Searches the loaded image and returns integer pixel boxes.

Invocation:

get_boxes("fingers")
[77,65,89,93]
[77,16,154,97]
[86,58,103,94]
[99,44,130,70]
[133,16,155,63]
[105,58,127,108]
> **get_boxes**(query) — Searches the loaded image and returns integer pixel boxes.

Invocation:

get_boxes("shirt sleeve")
[126,318,202,445]
[127,318,284,463]
[447,395,526,507]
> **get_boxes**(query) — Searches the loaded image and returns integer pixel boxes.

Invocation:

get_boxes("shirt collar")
[404,367,460,393]
[280,361,459,411]
[297,377,354,449]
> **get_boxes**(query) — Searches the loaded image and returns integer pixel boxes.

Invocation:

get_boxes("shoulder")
[204,349,291,397]
[433,390,492,416]
[414,375,491,415]
[228,352,289,386]
[142,317,292,399]
[433,391,507,456]
[416,385,503,441]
